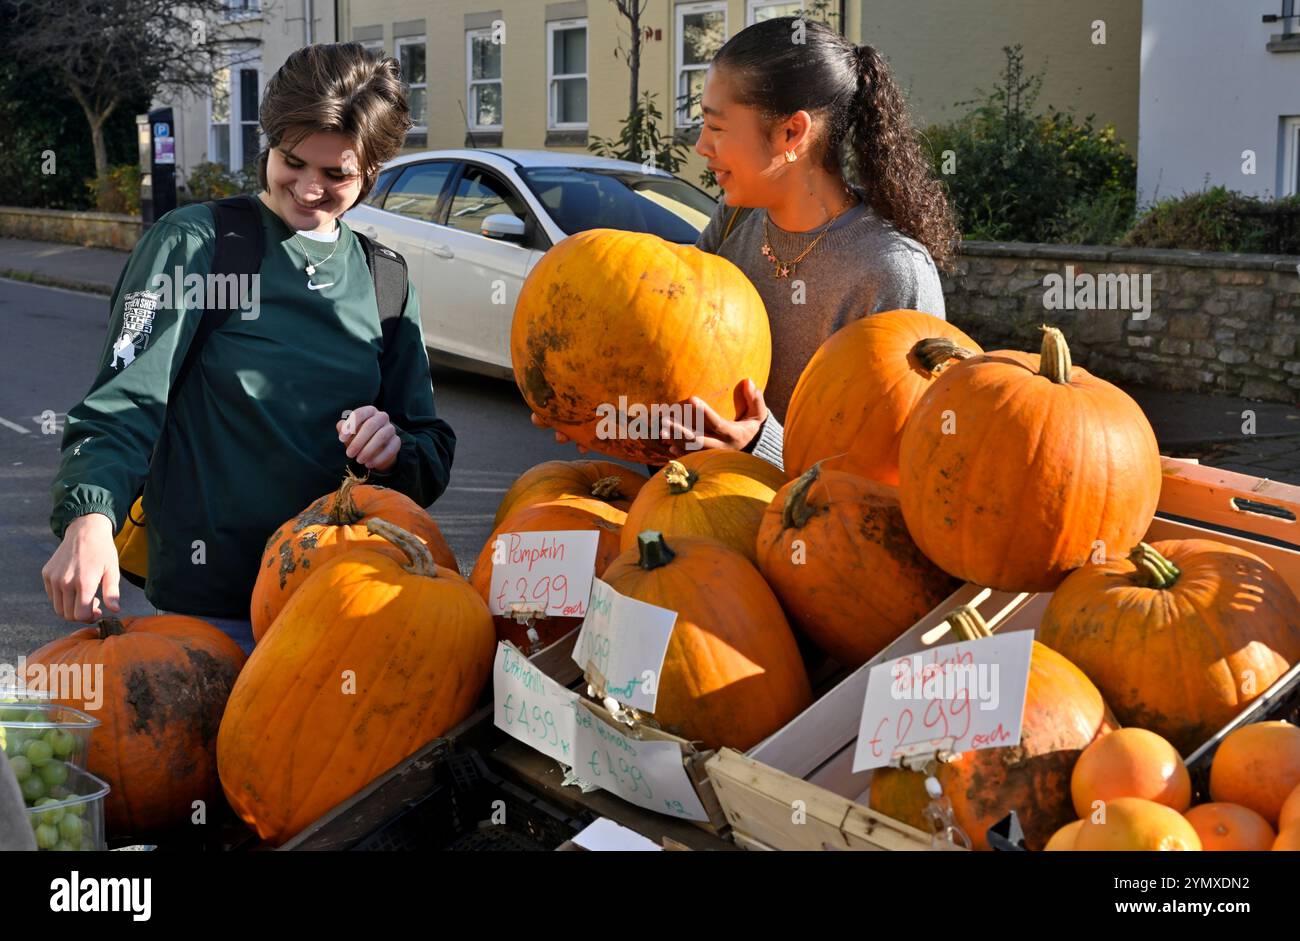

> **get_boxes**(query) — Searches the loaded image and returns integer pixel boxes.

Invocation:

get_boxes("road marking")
[0,416,32,434]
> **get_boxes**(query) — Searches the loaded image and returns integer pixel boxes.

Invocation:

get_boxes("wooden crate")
[707,457,1300,851]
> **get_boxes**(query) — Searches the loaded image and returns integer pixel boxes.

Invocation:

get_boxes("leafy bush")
[180,161,259,204]
[84,164,141,215]
[1123,187,1300,254]
[589,91,691,175]
[924,45,1136,244]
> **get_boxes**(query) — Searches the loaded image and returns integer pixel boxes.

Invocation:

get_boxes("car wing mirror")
[481,213,527,242]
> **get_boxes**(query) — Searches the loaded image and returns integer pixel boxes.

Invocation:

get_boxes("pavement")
[2,235,1298,488]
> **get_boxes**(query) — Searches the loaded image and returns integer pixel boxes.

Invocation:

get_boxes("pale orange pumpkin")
[251,472,458,642]
[621,451,786,564]
[511,228,771,463]
[755,465,960,667]
[600,531,812,751]
[493,460,647,528]
[1044,819,1084,851]
[1183,803,1275,851]
[1074,797,1201,851]
[1040,540,1300,755]
[26,615,246,837]
[784,310,982,484]
[1070,728,1192,817]
[897,326,1161,592]
[1209,721,1300,826]
[218,519,494,845]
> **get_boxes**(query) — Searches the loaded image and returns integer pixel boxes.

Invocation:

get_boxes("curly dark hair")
[256,42,414,211]
[713,18,960,271]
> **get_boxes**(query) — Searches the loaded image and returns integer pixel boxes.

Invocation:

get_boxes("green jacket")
[51,196,456,618]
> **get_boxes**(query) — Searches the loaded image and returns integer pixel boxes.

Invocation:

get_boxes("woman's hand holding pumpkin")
[662,379,768,456]
[529,411,589,453]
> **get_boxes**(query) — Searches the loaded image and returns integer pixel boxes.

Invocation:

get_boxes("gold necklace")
[760,195,856,279]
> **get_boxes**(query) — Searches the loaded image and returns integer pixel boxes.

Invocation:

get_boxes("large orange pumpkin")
[1274,826,1300,850]
[511,228,771,463]
[26,615,246,836]
[1044,819,1084,851]
[897,326,1161,592]
[1073,797,1201,851]
[470,498,625,651]
[1280,784,1300,833]
[494,460,648,528]
[784,310,982,485]
[756,465,961,667]
[867,606,1117,851]
[621,451,785,564]
[218,519,494,845]
[1208,721,1300,826]
[250,472,458,642]
[1039,540,1300,755]
[600,532,812,751]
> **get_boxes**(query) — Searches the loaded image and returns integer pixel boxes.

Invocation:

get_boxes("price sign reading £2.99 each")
[488,530,599,621]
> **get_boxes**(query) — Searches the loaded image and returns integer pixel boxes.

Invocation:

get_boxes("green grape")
[8,754,32,782]
[39,760,68,788]
[23,711,45,723]
[0,706,30,722]
[24,740,53,767]
[58,813,83,842]
[20,774,45,803]
[58,793,82,812]
[34,823,59,850]
[80,836,95,851]
[37,802,64,826]
[54,839,76,852]
[50,730,76,758]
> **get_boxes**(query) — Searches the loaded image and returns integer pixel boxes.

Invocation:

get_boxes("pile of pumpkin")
[510,229,1300,851]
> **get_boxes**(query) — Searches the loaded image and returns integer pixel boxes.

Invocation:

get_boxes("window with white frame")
[467,28,503,130]
[1284,117,1300,197]
[677,2,727,126]
[221,0,261,21]
[548,19,588,128]
[747,0,804,23]
[396,36,427,131]
[208,56,261,170]
[359,39,384,55]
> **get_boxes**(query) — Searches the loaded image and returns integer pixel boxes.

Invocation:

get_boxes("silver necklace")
[292,229,340,276]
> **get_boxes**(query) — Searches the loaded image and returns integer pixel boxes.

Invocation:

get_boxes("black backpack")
[115,194,411,588]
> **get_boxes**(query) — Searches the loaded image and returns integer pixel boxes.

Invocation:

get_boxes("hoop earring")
[784,150,797,163]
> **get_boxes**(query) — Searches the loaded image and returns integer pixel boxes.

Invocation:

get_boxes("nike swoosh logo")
[307,281,335,291]
[225,232,243,238]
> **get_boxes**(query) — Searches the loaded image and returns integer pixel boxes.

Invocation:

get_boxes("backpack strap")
[173,194,264,390]
[354,231,409,353]
[721,205,753,245]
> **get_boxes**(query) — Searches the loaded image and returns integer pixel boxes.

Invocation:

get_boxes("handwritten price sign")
[572,578,676,712]
[492,642,580,767]
[573,701,709,821]
[851,630,1034,772]
[488,530,599,619]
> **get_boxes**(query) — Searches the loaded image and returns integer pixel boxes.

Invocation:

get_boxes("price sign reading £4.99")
[492,642,579,768]
[851,629,1035,773]
[488,530,599,620]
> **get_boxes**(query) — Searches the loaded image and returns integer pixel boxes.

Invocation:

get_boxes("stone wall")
[941,242,1300,403]
[0,206,140,251]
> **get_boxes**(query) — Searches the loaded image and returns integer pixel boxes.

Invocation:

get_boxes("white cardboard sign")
[572,577,677,712]
[852,630,1035,772]
[492,642,580,767]
[487,530,599,619]
[573,701,709,822]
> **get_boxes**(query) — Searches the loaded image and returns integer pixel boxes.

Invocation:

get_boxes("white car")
[344,149,719,379]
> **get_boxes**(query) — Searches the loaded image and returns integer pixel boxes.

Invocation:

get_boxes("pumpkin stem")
[663,460,698,494]
[590,476,625,501]
[781,463,822,530]
[945,605,993,642]
[1037,325,1073,384]
[637,531,677,571]
[1128,542,1181,589]
[327,469,367,525]
[911,337,976,374]
[365,518,438,578]
[97,617,126,639]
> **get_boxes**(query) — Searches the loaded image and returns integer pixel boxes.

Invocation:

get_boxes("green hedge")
[1124,187,1300,254]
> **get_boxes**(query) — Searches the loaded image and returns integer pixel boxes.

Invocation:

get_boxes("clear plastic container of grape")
[0,694,101,811]
[21,764,110,851]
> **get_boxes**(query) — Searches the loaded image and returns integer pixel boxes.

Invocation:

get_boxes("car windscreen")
[516,167,717,243]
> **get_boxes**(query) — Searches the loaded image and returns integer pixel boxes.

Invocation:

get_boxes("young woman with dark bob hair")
[43,43,454,653]
[538,17,958,467]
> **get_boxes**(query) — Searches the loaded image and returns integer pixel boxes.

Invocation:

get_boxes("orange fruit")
[1184,803,1275,851]
[1209,721,1300,826]
[1044,819,1084,851]
[1278,783,1300,834]
[1272,826,1300,851]
[1071,727,1191,817]
[1074,797,1201,851]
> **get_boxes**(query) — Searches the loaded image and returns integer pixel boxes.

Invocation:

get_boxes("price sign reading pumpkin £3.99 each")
[572,577,677,713]
[573,701,709,822]
[851,629,1035,772]
[492,642,581,768]
[488,530,599,620]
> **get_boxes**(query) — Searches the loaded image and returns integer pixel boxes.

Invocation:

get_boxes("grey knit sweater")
[695,198,946,470]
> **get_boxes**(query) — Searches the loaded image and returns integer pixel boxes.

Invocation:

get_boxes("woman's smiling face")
[262,129,365,232]
[695,65,800,206]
